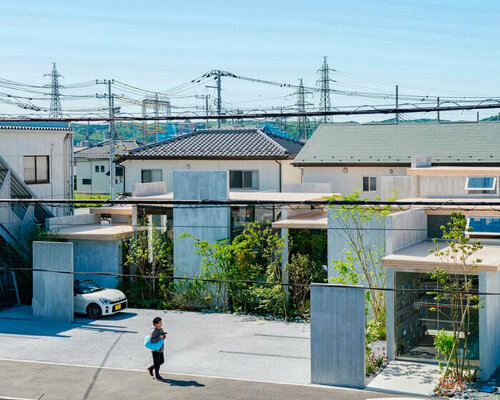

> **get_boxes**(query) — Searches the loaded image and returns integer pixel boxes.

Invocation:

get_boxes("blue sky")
[1,0,499,120]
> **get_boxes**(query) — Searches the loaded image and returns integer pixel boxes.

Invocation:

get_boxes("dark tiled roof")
[124,129,303,160]
[74,140,141,159]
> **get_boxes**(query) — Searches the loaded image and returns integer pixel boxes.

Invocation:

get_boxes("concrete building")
[293,122,500,199]
[74,140,140,195]
[118,128,303,194]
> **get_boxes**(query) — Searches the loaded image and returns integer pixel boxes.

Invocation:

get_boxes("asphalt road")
[0,359,404,400]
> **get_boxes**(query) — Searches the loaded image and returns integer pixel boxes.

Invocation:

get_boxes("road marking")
[220,350,310,360]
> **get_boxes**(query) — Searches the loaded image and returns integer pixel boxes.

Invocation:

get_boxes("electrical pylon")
[45,62,63,118]
[316,56,335,123]
[295,79,313,141]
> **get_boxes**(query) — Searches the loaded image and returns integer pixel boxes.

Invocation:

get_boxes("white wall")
[75,158,124,195]
[0,129,72,216]
[122,158,301,193]
[302,166,408,199]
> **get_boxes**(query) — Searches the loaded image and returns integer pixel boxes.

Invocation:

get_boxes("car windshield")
[76,280,103,294]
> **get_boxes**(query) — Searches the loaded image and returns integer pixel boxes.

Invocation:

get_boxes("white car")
[74,280,127,319]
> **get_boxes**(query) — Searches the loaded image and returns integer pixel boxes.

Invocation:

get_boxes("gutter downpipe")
[275,159,282,192]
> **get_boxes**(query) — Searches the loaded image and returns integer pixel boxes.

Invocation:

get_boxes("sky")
[1,0,500,121]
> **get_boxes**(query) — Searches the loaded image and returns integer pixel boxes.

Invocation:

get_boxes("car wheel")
[87,303,102,319]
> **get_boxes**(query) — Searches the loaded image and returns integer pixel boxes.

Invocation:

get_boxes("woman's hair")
[153,317,162,325]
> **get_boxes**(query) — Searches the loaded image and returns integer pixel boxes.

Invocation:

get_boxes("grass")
[74,192,110,208]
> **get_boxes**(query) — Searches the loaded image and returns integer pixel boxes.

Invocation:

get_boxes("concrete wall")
[479,271,500,380]
[283,182,334,193]
[380,175,414,200]
[0,128,72,216]
[32,241,74,322]
[122,158,301,193]
[385,208,427,254]
[132,181,167,197]
[71,239,122,288]
[46,213,100,231]
[302,166,408,199]
[310,284,365,388]
[173,170,231,278]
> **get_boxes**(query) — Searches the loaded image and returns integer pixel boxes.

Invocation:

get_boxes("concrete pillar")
[310,283,365,388]
[479,271,500,380]
[33,241,74,322]
[280,206,289,285]
[385,267,396,360]
[173,171,230,278]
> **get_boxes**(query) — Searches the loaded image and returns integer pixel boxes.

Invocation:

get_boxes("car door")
[73,283,86,314]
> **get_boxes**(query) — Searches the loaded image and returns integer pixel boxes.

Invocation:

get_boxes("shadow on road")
[159,378,205,387]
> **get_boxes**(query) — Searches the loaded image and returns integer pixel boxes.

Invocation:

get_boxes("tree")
[328,191,391,322]
[430,212,482,386]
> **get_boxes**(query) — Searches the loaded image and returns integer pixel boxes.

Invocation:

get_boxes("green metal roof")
[293,122,500,165]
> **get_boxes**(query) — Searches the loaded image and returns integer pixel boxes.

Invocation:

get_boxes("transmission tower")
[316,56,335,123]
[295,79,313,141]
[44,62,63,118]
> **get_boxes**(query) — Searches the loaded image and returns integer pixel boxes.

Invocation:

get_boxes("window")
[100,165,105,173]
[465,177,497,195]
[23,156,49,184]
[363,176,376,192]
[229,170,259,189]
[141,169,163,183]
[467,217,500,237]
[82,178,92,185]
[95,166,99,173]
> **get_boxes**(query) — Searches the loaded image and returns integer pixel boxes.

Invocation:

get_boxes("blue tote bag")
[144,335,164,351]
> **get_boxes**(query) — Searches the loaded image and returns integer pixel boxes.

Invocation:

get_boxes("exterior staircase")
[0,155,53,305]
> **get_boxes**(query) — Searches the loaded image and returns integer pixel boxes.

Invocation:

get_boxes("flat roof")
[89,206,133,216]
[407,166,500,176]
[272,210,328,229]
[382,240,500,273]
[129,191,337,203]
[396,198,500,217]
[55,223,135,240]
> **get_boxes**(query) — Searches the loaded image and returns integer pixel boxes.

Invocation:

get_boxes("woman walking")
[147,316,166,380]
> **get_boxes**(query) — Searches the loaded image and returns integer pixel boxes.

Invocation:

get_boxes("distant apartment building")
[74,140,140,195]
[118,128,304,194]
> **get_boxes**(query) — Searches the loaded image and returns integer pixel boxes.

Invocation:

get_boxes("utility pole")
[96,79,116,199]
[395,85,399,123]
[316,56,335,123]
[196,94,211,128]
[45,62,63,118]
[216,71,222,128]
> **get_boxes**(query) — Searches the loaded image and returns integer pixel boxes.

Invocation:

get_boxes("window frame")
[82,178,92,185]
[141,169,163,183]
[362,176,377,192]
[465,176,497,195]
[95,165,100,173]
[23,155,50,185]
[229,170,259,190]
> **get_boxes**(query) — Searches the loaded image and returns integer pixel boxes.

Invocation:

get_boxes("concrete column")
[280,206,289,285]
[310,283,365,388]
[479,271,500,380]
[385,267,396,360]
[173,171,230,278]
[33,241,74,322]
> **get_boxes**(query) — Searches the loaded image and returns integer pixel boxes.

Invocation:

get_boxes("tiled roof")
[123,128,303,160]
[74,140,141,159]
[294,122,500,165]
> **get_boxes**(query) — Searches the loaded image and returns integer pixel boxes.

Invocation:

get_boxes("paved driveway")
[0,306,310,384]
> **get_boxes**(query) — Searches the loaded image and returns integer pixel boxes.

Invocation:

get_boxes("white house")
[118,128,304,194]
[74,140,140,195]
[0,122,73,217]
[293,122,500,199]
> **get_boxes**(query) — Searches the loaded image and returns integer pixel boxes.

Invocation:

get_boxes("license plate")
[114,304,122,311]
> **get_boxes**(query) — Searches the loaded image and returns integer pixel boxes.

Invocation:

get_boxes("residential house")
[74,140,140,195]
[118,128,304,194]
[293,122,500,199]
